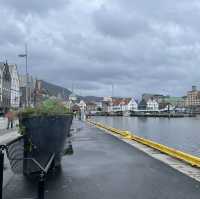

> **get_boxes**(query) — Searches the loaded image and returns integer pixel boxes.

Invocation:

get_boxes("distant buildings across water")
[1,60,200,116]
[69,86,200,115]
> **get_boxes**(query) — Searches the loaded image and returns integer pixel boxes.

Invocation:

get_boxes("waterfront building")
[121,98,130,112]
[85,101,97,112]
[112,98,123,112]
[185,86,200,107]
[0,62,11,112]
[71,103,81,112]
[103,96,112,102]
[109,98,138,112]
[95,101,103,111]
[103,96,114,112]
[159,102,170,110]
[19,74,36,107]
[142,93,164,103]
[138,99,147,110]
[127,98,138,111]
[9,64,20,108]
[121,98,138,111]
[79,100,87,111]
[78,100,97,116]
[146,99,159,111]
[107,102,113,112]
[102,101,111,113]
[162,96,185,108]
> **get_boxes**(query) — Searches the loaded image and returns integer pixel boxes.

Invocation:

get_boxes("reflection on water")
[92,116,200,157]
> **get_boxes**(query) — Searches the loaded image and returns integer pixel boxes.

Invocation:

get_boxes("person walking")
[5,110,14,129]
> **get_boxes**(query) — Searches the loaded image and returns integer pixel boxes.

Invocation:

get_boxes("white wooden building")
[0,62,11,111]
[146,99,159,111]
[79,100,87,111]
[121,98,138,111]
[9,64,20,108]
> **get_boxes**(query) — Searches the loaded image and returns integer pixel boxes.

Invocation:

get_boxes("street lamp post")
[18,44,29,107]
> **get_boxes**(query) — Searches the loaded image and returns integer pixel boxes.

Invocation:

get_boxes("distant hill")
[80,96,103,102]
[37,80,72,99]
[37,80,104,102]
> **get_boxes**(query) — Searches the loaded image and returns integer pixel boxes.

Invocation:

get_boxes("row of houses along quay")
[69,86,200,118]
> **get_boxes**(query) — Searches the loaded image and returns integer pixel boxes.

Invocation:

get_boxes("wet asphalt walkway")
[3,120,200,199]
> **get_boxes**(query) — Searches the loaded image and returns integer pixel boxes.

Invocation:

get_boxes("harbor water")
[92,116,200,157]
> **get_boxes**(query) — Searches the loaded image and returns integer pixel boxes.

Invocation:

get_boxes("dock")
[130,112,196,118]
[3,120,200,199]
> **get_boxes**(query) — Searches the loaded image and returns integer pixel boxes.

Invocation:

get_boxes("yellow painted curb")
[87,120,200,168]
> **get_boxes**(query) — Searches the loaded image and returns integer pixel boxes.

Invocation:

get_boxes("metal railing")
[0,136,55,199]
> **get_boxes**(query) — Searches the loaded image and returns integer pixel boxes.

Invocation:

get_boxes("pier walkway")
[3,120,200,199]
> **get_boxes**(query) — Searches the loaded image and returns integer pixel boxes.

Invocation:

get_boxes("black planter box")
[20,115,73,175]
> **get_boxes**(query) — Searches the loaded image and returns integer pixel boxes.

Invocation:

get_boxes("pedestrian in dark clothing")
[5,110,14,129]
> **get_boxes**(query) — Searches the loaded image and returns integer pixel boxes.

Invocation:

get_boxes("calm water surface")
[92,116,200,157]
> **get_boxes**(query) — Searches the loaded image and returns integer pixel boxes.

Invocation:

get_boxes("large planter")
[20,115,73,175]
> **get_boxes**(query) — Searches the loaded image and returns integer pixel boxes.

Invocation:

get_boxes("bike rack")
[36,153,55,199]
[0,142,55,199]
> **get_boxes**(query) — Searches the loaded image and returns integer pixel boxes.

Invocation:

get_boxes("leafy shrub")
[19,99,72,118]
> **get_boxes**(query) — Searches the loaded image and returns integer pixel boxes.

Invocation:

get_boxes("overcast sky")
[0,0,200,97]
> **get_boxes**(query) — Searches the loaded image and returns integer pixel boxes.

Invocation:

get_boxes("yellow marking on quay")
[88,120,200,168]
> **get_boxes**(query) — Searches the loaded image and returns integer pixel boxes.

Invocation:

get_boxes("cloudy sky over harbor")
[0,0,200,97]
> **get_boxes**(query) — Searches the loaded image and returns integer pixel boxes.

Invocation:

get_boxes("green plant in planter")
[18,99,72,135]
[18,99,72,118]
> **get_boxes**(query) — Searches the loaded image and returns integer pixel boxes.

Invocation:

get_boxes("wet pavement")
[3,120,200,199]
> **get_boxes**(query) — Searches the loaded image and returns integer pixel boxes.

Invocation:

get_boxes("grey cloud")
[93,5,150,39]
[1,0,200,97]
[0,9,25,46]
[0,25,24,46]
[0,0,69,15]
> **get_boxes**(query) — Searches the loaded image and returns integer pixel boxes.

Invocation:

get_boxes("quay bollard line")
[87,120,200,168]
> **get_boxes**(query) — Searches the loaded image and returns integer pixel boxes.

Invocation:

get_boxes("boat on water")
[123,111,131,117]
[130,111,196,118]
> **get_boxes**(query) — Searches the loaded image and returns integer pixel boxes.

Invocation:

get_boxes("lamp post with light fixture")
[18,44,29,107]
